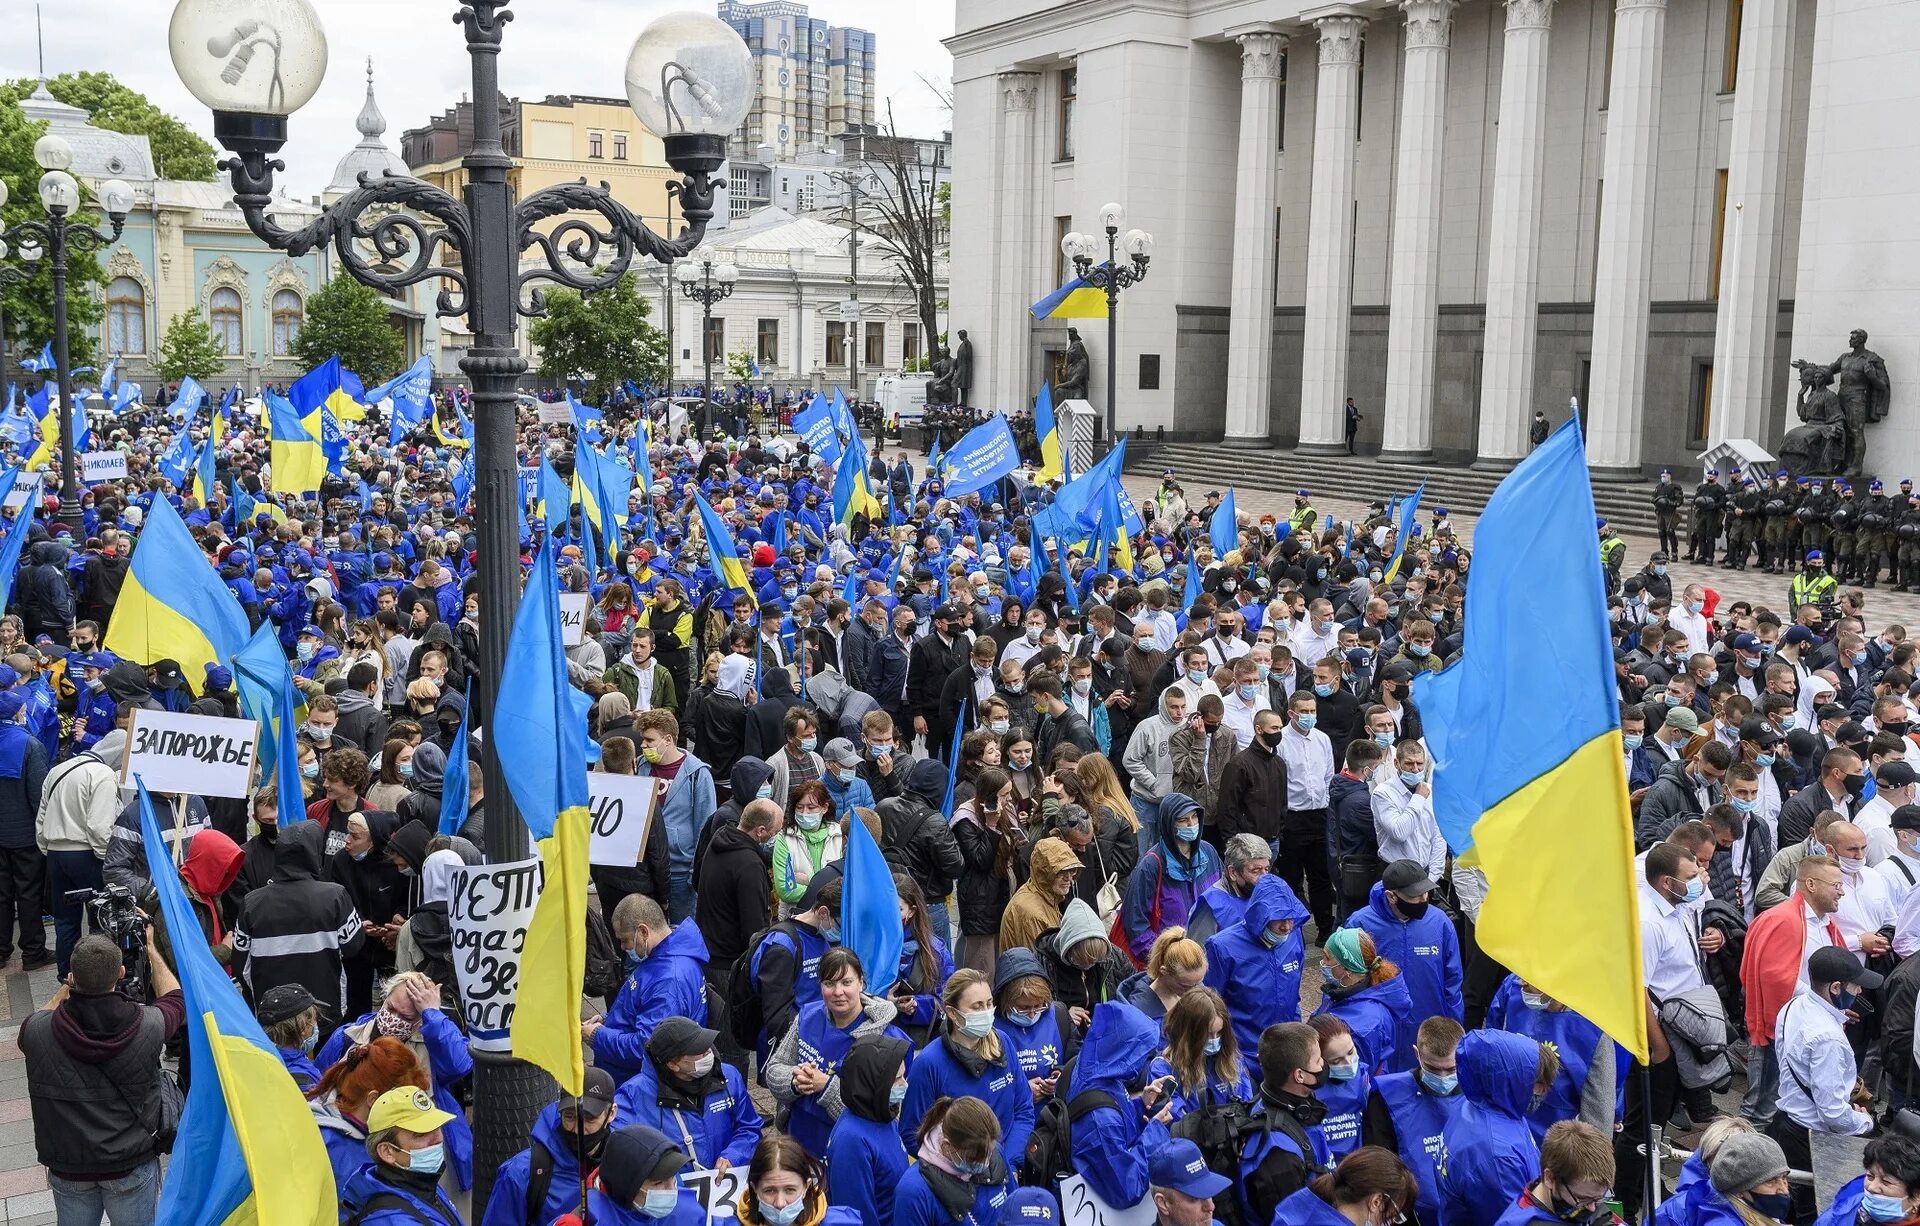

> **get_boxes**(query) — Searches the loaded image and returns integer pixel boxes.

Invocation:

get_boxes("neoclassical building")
[946,0,1919,475]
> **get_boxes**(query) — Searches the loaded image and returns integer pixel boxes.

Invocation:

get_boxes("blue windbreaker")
[1311,973,1413,1076]
[1145,1051,1251,1120]
[340,1163,463,1226]
[825,1112,911,1226]
[1485,974,1621,1143]
[1812,1175,1866,1226]
[1371,1070,1465,1226]
[1202,875,1310,1057]
[1271,1185,1357,1225]
[1067,1001,1171,1208]
[1436,1031,1544,1226]
[480,1103,596,1226]
[1342,881,1464,1069]
[611,1059,763,1170]
[1311,1064,1371,1162]
[898,1034,1035,1169]
[894,1159,1013,1226]
[591,922,712,1083]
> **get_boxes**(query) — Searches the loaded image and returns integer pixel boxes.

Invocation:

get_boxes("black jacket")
[0,735,49,850]
[1635,758,1713,850]
[1883,954,1920,1098]
[18,541,73,630]
[877,759,966,904]
[694,821,774,968]
[21,987,187,1178]
[1215,741,1289,844]
[1778,781,1850,848]
[934,662,986,759]
[843,618,881,694]
[231,821,366,1020]
[692,689,749,781]
[328,811,405,973]
[951,803,1011,938]
[1035,706,1099,767]
[905,632,968,729]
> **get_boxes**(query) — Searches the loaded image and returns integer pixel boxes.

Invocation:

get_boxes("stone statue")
[1058,327,1091,402]
[953,329,974,406]
[926,347,957,405]
[1788,329,1892,479]
[1780,362,1848,477]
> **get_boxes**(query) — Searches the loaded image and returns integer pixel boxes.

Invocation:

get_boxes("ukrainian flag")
[496,537,590,1095]
[134,778,337,1224]
[1381,482,1426,584]
[1029,265,1111,319]
[192,432,217,505]
[264,392,327,495]
[1417,420,1648,1062]
[594,452,635,557]
[104,496,249,684]
[832,427,883,528]
[232,623,305,825]
[692,491,751,595]
[1033,384,1066,483]
[287,356,362,426]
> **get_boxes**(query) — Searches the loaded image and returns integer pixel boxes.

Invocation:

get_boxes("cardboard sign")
[80,450,128,482]
[680,1166,746,1220]
[558,591,589,646]
[121,707,260,798]
[2,472,41,512]
[1059,1175,1155,1226]
[587,772,658,867]
[447,857,543,1052]
[537,403,573,426]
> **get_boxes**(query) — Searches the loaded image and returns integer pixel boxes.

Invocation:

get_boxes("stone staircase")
[1128,443,1664,534]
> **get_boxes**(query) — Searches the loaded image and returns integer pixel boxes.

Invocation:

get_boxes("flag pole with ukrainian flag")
[1416,419,1647,1066]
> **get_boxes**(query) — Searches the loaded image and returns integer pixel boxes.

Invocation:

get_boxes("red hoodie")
[179,828,244,945]
[1740,889,1844,1045]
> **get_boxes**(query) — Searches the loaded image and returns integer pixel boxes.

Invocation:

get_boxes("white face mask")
[692,1051,716,1077]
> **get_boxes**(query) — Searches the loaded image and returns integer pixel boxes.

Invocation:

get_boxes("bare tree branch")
[833,100,947,358]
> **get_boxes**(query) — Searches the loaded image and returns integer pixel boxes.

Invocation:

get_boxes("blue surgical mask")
[1187,668,1206,684]
[1239,684,1260,702]
[820,924,841,944]
[1854,651,1869,666]
[1409,643,1431,658]
[301,1027,319,1054]
[1702,669,1720,686]
[641,1188,681,1219]
[1778,715,1797,731]
[1173,823,1199,843]
[404,1142,446,1176]
[1623,733,1644,751]
[1296,715,1317,732]
[1313,683,1334,698]
[1205,1037,1223,1055]
[889,1082,909,1106]
[1419,1070,1459,1096]
[1731,796,1757,814]
[958,1008,996,1038]
[1006,1009,1043,1029]
[1664,694,1683,708]
[1260,925,1287,949]
[1688,600,1705,614]
[757,784,775,800]
[758,1198,806,1226]
[1399,771,1424,788]
[1327,1057,1359,1082]
[1683,876,1704,903]
[1256,664,1271,681]
[301,761,319,780]
[1654,565,1668,577]
[799,736,818,752]
[296,641,315,661]
[1374,732,1395,748]
[1755,752,1776,767]
[397,760,415,779]
[795,810,824,832]
[1861,1191,1909,1222]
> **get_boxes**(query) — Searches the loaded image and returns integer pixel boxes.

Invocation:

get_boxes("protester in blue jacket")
[1361,1015,1467,1226]
[1491,1120,1620,1225]
[480,1068,618,1226]
[1484,974,1621,1145]
[1812,1134,1920,1226]
[733,1134,866,1226]
[1067,1001,1174,1211]
[1145,985,1251,1120]
[1308,1015,1372,1164]
[1312,928,1414,1076]
[992,948,1080,1106]
[1436,1030,1557,1226]
[568,1124,707,1226]
[588,896,711,1084]
[1268,1145,1420,1226]
[898,969,1035,1169]
[338,1087,465,1226]
[894,1095,1015,1226]
[765,947,911,1157]
[1201,873,1310,1062]
[611,1018,762,1173]
[824,1034,913,1226]
[255,984,322,1092]
[1341,861,1464,1068]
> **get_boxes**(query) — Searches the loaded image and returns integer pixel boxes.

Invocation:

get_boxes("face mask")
[1730,795,1757,815]
[820,924,841,944]
[1234,684,1259,703]
[988,719,1011,736]
[1409,643,1432,658]
[796,810,824,832]
[871,744,893,759]
[688,1050,717,1078]
[887,1081,910,1109]
[1663,693,1683,709]
[1682,876,1704,903]
[758,1198,807,1226]
[1026,626,1043,643]
[396,759,415,780]
[1622,733,1644,752]
[1327,1056,1360,1082]
[1846,773,1869,799]
[1752,750,1776,768]
[350,846,371,862]
[1259,924,1287,949]
[301,761,320,780]
[1007,1008,1043,1029]
[1006,681,1025,695]
[1296,715,1317,732]
[1751,1192,1793,1221]
[1687,601,1705,615]
[958,1008,996,1038]
[799,736,818,753]
[639,1188,681,1219]
[975,586,990,601]
[1073,679,1092,697]
[640,746,664,766]
[305,724,332,743]
[301,1027,320,1054]
[402,1142,446,1176]
[1173,823,1199,844]
[1419,1069,1459,1096]
[1654,565,1668,577]
[1862,1191,1910,1222]
[296,642,315,661]
[1394,769,1425,790]
[1778,714,1796,731]
[757,784,774,800]
[1010,753,1032,770]
[1311,683,1334,699]
[1187,669,1206,684]
[86,676,104,691]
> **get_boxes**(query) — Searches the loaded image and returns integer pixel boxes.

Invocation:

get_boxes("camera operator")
[20,926,183,1226]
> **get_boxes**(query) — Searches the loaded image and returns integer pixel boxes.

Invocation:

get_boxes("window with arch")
[106,277,146,355]
[271,289,303,356]
[209,287,243,354]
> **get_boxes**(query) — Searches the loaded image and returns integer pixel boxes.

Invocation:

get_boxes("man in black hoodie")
[877,757,966,941]
[22,930,184,1223]
[231,820,365,1028]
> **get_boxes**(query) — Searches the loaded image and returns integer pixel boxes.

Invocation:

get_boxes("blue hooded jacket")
[1343,880,1464,1069]
[1485,974,1620,1144]
[898,1033,1036,1169]
[894,1159,1013,1226]
[611,1058,763,1170]
[1437,1030,1544,1226]
[1651,1173,1746,1226]
[571,1185,707,1226]
[1371,1069,1465,1225]
[480,1103,597,1226]
[1066,1001,1171,1209]
[1812,1175,1866,1226]
[1271,1185,1359,1225]
[1311,971,1413,1076]
[1202,875,1310,1057]
[591,922,711,1083]
[340,1163,464,1226]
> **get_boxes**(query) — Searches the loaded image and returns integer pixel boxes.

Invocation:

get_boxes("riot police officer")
[1858,479,1894,587]
[1723,474,1764,571]
[1897,494,1920,592]
[1688,469,1728,565]
[1828,481,1861,581]
[1651,469,1684,560]
[1796,477,1836,563]
[1760,470,1796,573]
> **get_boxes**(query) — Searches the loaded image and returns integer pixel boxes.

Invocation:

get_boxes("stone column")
[1474,0,1556,467]
[992,72,1041,423]
[1586,0,1670,475]
[1379,0,1458,461]
[1296,9,1368,453]
[1224,31,1289,443]
[1709,0,1796,445]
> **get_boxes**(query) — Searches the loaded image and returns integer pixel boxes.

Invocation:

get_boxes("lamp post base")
[469,1049,557,1215]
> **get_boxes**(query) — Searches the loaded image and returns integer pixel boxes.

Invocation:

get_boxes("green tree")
[726,349,757,383]
[527,272,668,398]
[0,73,218,182]
[154,311,225,383]
[290,277,406,383]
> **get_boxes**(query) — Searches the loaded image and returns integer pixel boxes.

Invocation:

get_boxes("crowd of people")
[9,373,1920,1226]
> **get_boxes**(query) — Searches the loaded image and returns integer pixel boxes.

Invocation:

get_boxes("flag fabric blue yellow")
[0,461,31,610]
[192,433,217,505]
[1181,548,1202,615]
[1026,534,1048,600]
[495,537,589,1094]
[1029,265,1111,319]
[1416,420,1647,1061]
[832,429,883,528]
[105,496,250,684]
[438,683,472,836]
[1382,482,1427,584]
[287,356,359,427]
[1055,540,1080,614]
[1033,384,1065,483]
[264,392,327,495]
[1210,489,1239,558]
[694,492,752,595]
[134,776,338,1224]
[1093,483,1134,574]
[592,451,635,558]
[100,358,117,398]
[843,807,904,994]
[368,356,434,446]
[927,433,944,482]
[631,415,653,495]
[1046,439,1135,542]
[539,458,572,533]
[232,622,306,824]
[110,382,141,414]
[940,415,1020,499]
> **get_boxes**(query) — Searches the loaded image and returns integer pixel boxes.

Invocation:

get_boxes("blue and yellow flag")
[539,458,571,533]
[288,356,362,426]
[1029,265,1111,319]
[1033,384,1065,483]
[1382,482,1426,585]
[192,431,218,505]
[496,537,590,1094]
[832,428,883,528]
[693,491,751,594]
[105,496,249,684]
[232,623,306,824]
[1417,420,1647,1061]
[0,461,31,609]
[264,392,327,495]
[135,777,337,1224]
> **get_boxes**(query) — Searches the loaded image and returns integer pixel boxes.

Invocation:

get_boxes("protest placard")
[680,1166,746,1220]
[588,772,658,867]
[121,708,259,798]
[559,591,589,647]
[81,451,128,482]
[1059,1175,1156,1226]
[2,472,41,512]
[447,857,543,1052]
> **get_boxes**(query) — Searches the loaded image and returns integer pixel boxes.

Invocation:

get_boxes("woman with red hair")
[307,1036,430,1193]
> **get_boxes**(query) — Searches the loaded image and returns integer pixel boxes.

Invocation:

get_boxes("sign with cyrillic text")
[81,451,128,482]
[680,1166,746,1219]
[587,771,658,867]
[2,472,41,512]
[1060,1175,1155,1226]
[558,591,589,647]
[537,403,573,425]
[447,856,543,1052]
[122,708,259,798]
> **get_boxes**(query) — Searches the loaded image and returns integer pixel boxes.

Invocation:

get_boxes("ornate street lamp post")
[1062,202,1153,446]
[675,255,736,442]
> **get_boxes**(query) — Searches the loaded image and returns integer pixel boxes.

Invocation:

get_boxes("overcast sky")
[9,1,955,199]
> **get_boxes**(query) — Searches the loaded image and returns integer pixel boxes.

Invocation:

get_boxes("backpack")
[524,1137,597,1224]
[1021,1060,1115,1188]
[1170,1101,1271,1226]
[342,1192,444,1226]
[726,921,800,1050]
[582,903,622,1002]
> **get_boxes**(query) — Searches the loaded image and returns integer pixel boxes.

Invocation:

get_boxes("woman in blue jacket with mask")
[1312,928,1413,1076]
[1145,986,1250,1119]
[729,1134,864,1226]
[1308,1015,1371,1164]
[991,949,1080,1109]
[894,1096,1015,1226]
[1270,1145,1420,1226]
[1067,1001,1175,1210]
[897,969,1035,1169]
[825,1035,913,1226]
[766,947,911,1158]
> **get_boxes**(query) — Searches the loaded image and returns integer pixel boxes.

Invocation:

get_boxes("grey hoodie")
[765,993,902,1125]
[1121,689,1184,801]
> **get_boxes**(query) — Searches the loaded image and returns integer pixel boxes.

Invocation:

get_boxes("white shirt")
[1144,608,1179,654]
[1835,859,1898,949]
[1202,634,1251,669]
[1637,882,1705,1000]
[1000,635,1054,670]
[1168,677,1222,711]
[1799,900,1840,987]
[1278,724,1334,810]
[1774,990,1874,1135]
[1879,846,1920,912]
[630,660,657,712]
[1670,607,1712,657]
[1855,794,1897,866]
[1371,774,1447,880]
[1219,689,1270,750]
[1290,625,1341,669]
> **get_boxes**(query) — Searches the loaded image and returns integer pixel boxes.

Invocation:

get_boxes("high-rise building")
[718,0,877,162]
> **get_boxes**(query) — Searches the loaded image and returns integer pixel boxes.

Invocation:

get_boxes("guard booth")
[1058,397,1099,473]
[1698,438,1776,481]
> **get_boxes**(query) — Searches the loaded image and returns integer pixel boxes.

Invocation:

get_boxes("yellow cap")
[366,1086,455,1135]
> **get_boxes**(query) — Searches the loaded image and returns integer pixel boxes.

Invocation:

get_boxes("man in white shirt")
[1200,610,1251,670]
[1773,947,1879,1214]
[1669,584,1713,657]
[1854,762,1918,866]
[1828,822,1897,961]
[1166,645,1222,710]
[1000,609,1058,670]
[1370,740,1445,883]
[1878,806,1920,913]
[1288,600,1341,671]
[1276,690,1336,938]
[1624,843,1706,1212]
[1218,659,1269,751]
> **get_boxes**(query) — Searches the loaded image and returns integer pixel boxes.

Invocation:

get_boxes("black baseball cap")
[1738,718,1782,748]
[1808,946,1883,991]
[1382,859,1437,897]
[1880,762,1920,789]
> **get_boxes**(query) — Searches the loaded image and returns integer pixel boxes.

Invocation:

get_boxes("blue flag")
[793,393,842,463]
[943,699,969,817]
[940,415,1021,499]
[842,809,904,994]
[1210,489,1239,558]
[438,683,473,836]
[21,343,53,373]
[1182,548,1202,614]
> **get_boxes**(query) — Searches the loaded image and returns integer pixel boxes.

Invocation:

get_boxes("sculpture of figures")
[926,347,957,405]
[1058,327,1091,402]
[1831,328,1891,477]
[1780,361,1848,477]
[953,329,974,406]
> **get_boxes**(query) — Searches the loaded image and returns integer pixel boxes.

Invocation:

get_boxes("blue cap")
[1296,489,1310,498]
[257,545,277,560]
[1706,468,1718,477]
[1872,480,1885,491]
[1904,478,1914,486]
[1660,468,1672,477]
[1776,469,1789,478]
[1733,633,1762,651]
[204,665,233,690]
[1806,550,1824,562]
[83,652,115,671]
[297,624,324,639]
[374,552,394,571]
[1797,477,1811,487]
[1434,507,1448,517]
[1147,1139,1232,1199]
[1596,517,1607,529]
[1002,1188,1058,1225]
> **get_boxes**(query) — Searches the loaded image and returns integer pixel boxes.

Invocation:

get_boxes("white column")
[1380,0,1457,460]
[1224,31,1289,443]
[1297,10,1368,452]
[992,72,1041,421]
[1709,0,1796,445]
[1586,0,1670,473]
[1474,0,1556,467]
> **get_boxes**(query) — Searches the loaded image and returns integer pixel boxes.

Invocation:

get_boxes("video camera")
[64,883,150,1000]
